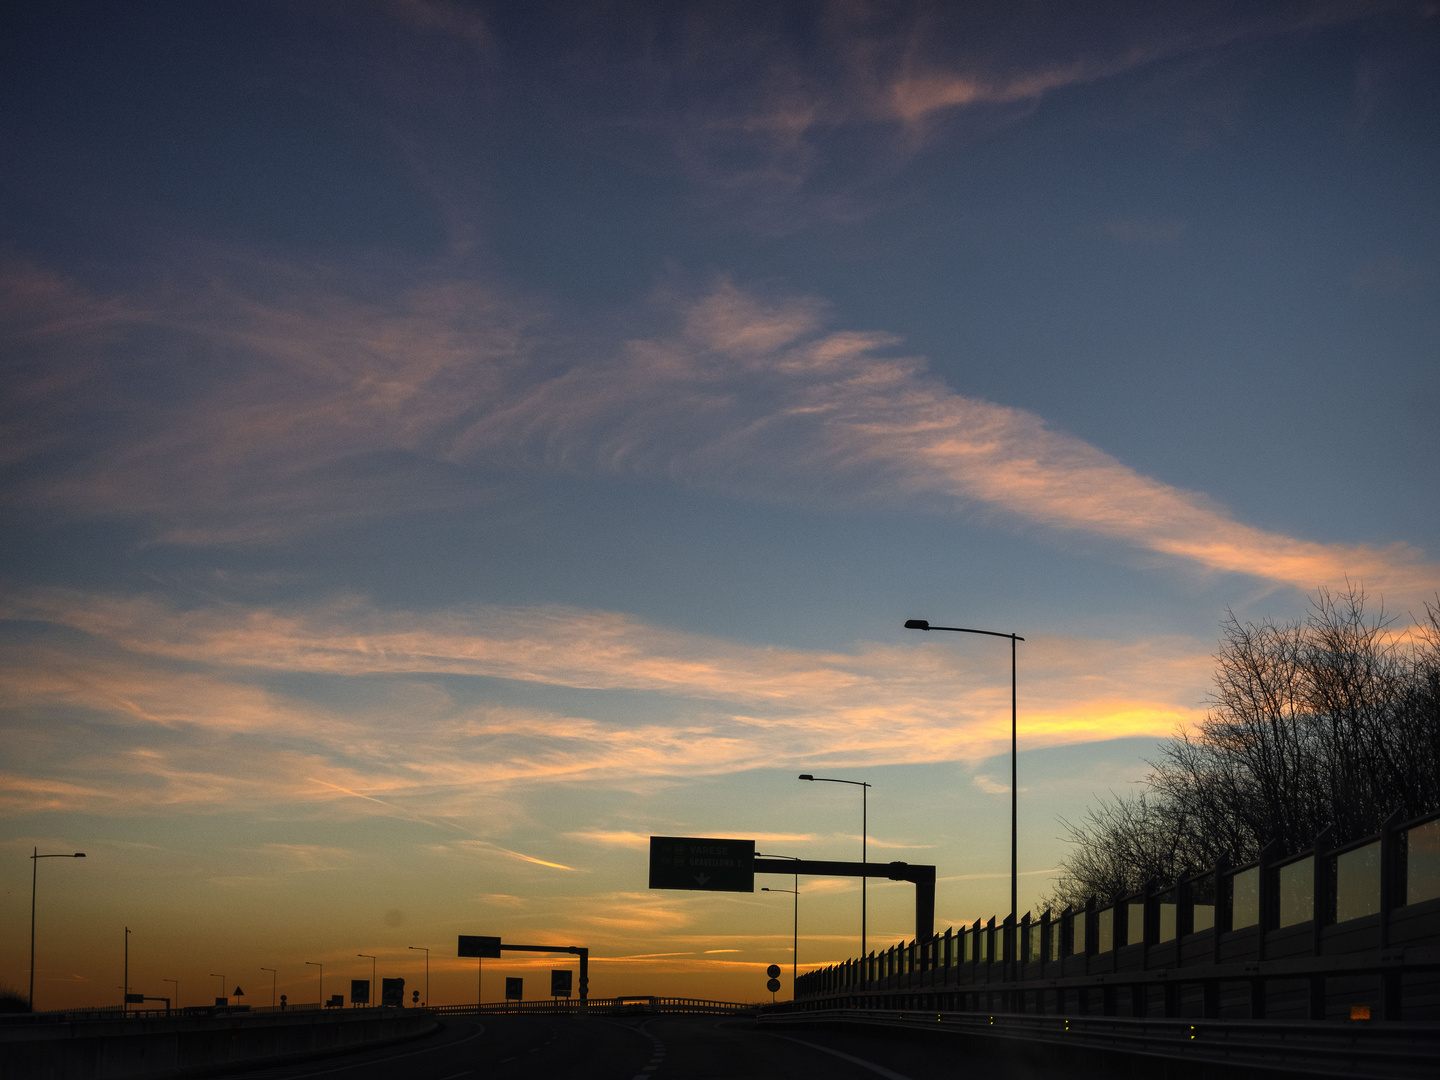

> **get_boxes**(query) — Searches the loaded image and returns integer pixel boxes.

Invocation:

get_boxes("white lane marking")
[439,1073,471,1080]
[264,1020,486,1079]
[761,1032,918,1080]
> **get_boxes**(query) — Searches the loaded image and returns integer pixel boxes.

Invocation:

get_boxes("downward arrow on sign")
[693,873,710,885]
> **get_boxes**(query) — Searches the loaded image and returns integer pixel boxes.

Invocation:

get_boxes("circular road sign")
[766,964,781,979]
[766,978,781,993]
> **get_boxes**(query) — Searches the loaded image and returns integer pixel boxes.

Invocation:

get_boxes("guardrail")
[429,996,758,1016]
[791,807,1440,1022]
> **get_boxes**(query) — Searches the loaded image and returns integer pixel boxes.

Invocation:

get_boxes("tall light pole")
[357,954,376,1007]
[260,968,276,1009]
[797,775,870,958]
[408,946,429,1007]
[905,617,1023,977]
[758,850,800,991]
[29,848,85,1011]
[305,961,322,1007]
[761,887,799,992]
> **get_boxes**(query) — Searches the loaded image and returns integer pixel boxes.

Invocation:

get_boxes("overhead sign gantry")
[647,836,936,941]
[458,936,589,1013]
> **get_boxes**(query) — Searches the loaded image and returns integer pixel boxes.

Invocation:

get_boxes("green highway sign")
[457,935,502,958]
[648,836,755,892]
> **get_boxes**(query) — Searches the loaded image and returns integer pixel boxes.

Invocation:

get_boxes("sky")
[1,0,1437,1010]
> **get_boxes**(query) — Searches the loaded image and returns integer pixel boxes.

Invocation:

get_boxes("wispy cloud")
[5,265,1432,598]
[1,588,1213,817]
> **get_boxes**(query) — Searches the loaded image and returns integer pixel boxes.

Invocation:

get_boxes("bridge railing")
[429,996,757,1016]
[788,807,1440,1021]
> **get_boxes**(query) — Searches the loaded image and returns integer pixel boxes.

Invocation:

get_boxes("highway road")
[228,1013,1109,1079]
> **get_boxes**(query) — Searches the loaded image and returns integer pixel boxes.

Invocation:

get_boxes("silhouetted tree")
[1044,586,1440,908]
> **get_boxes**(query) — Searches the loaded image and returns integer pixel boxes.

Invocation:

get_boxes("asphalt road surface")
[228,1014,1109,1080]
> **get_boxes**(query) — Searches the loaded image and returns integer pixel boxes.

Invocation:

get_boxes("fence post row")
[779,809,1440,1023]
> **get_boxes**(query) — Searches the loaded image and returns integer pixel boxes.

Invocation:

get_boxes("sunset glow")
[2,1,1435,1011]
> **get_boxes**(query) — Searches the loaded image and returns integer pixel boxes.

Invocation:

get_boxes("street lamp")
[305,961,322,1006]
[29,848,85,1011]
[758,851,800,990]
[209,973,226,1007]
[904,617,1024,977]
[797,774,870,957]
[260,968,276,1009]
[357,955,376,1007]
[761,888,799,993]
[408,946,429,1007]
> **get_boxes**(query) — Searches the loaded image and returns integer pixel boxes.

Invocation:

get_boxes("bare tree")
[1045,586,1440,908]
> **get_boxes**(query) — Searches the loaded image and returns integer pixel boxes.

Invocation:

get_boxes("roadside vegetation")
[1044,586,1440,908]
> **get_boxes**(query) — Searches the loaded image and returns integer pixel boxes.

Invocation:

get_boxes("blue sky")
[2,0,1437,1008]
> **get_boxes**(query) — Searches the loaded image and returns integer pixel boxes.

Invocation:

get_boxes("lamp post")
[210,973,226,1006]
[408,946,429,1007]
[760,886,799,992]
[305,961,322,1007]
[260,968,276,1009]
[357,955,376,1007]
[758,850,801,990]
[164,979,179,1011]
[904,617,1024,978]
[29,848,85,1011]
[797,774,870,957]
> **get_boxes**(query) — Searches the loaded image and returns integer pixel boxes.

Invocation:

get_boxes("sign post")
[550,969,572,1002]
[458,935,501,1009]
[380,978,405,1008]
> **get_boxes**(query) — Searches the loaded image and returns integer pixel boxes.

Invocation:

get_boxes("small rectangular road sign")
[551,969,572,997]
[505,977,523,1000]
[350,979,369,1004]
[457,935,502,958]
[649,836,755,892]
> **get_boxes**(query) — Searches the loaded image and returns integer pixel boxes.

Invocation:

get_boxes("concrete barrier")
[0,1007,437,1080]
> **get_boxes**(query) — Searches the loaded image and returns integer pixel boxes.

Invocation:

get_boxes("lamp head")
[904,619,930,630]
[798,774,813,781]
[74,853,86,857]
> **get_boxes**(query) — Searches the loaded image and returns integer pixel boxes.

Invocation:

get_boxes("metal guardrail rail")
[430,996,759,1016]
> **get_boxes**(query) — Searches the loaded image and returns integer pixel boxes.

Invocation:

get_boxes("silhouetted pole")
[905,618,1023,977]
[798,775,870,957]
[210,972,225,1006]
[305,961,321,1006]
[758,850,800,991]
[29,848,85,1011]
[357,954,375,1007]
[762,886,799,991]
[260,968,276,1009]
[408,946,429,1006]
[124,928,131,1015]
[164,978,178,1011]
